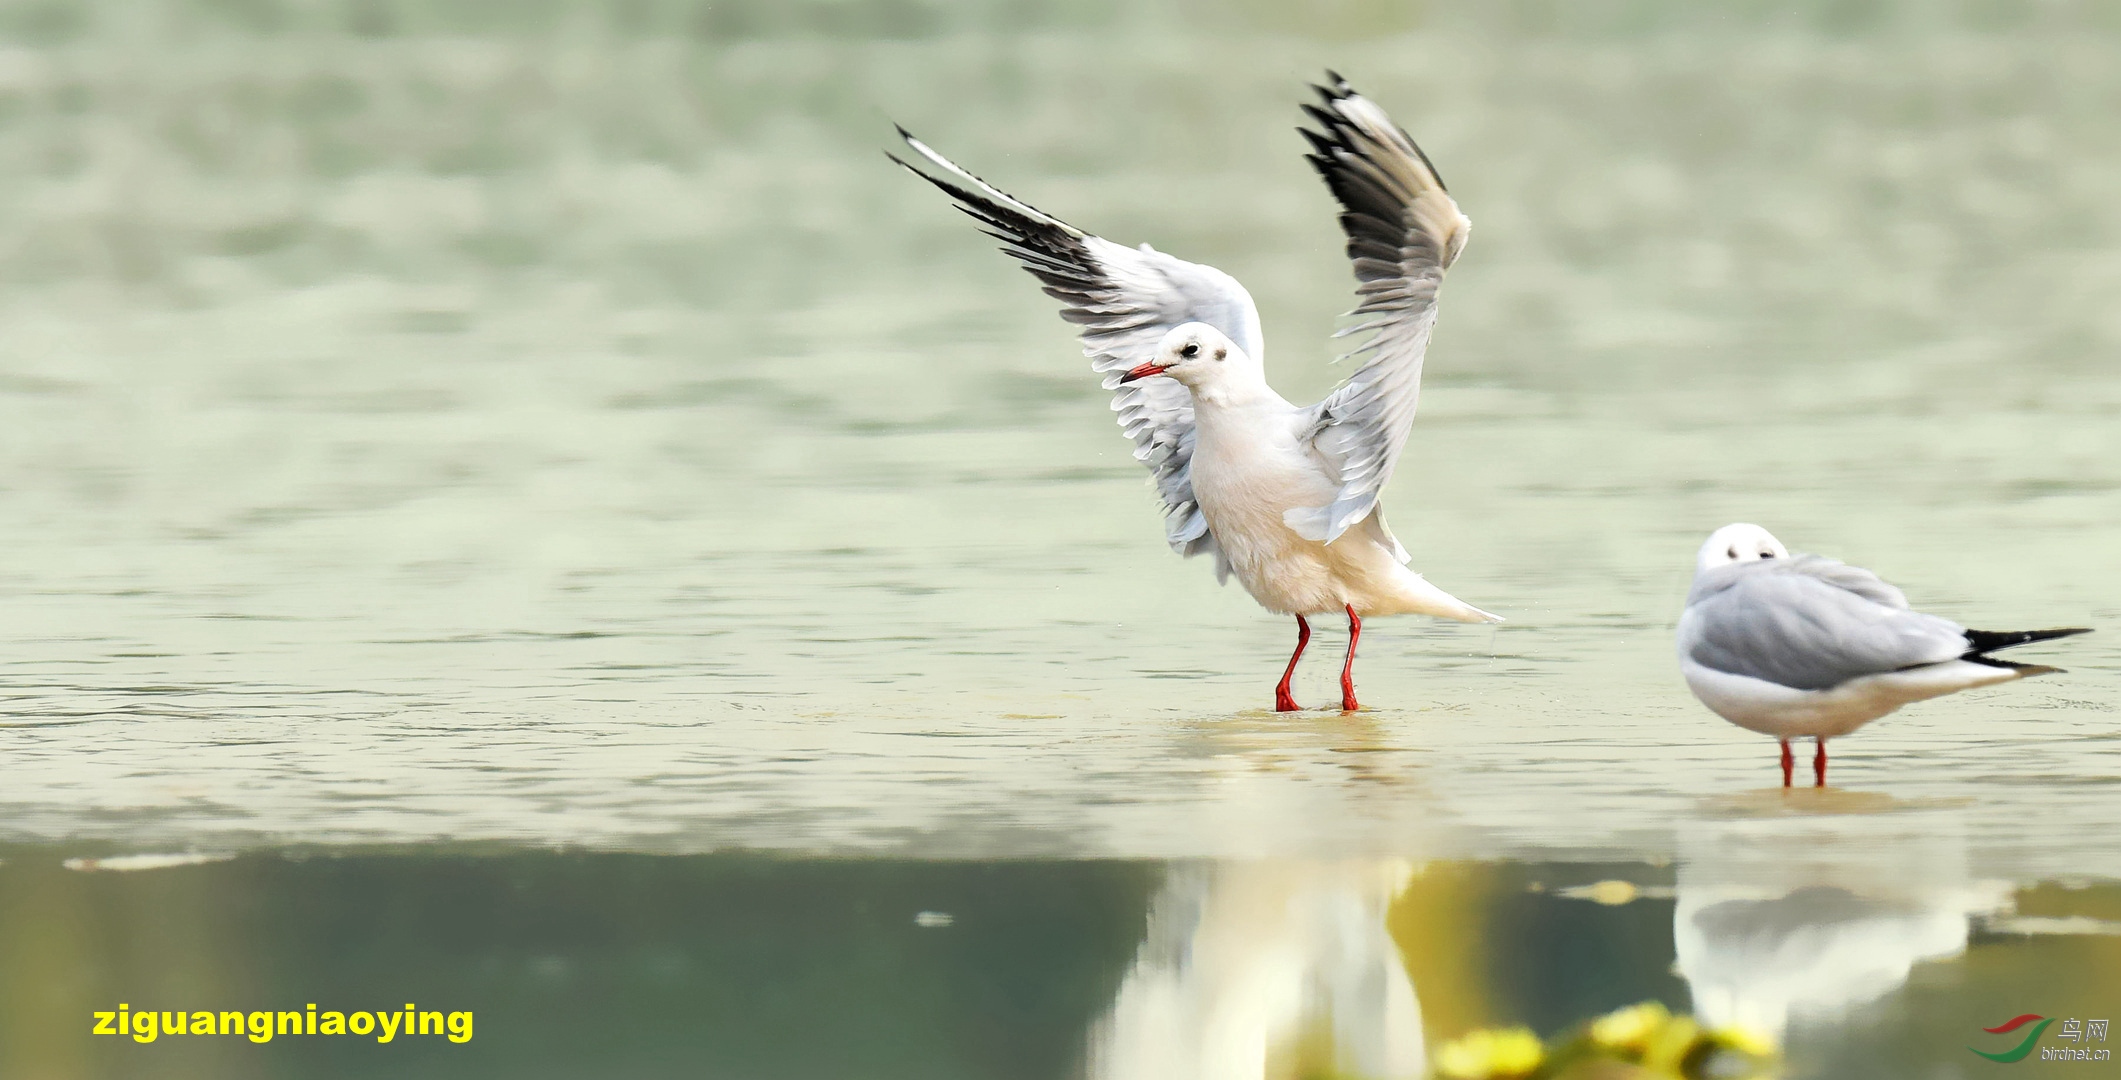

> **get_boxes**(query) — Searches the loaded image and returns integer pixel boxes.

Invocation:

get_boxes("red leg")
[1779,740,1793,788]
[1813,739,1827,788]
[1340,605,1362,712]
[1274,615,1310,712]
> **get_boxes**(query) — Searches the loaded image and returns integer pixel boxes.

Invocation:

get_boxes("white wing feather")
[892,130,1262,566]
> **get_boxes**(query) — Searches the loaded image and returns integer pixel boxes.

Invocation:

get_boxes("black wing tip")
[1306,86,1357,118]
[1303,76,1358,131]
[889,149,959,196]
[1295,104,1351,165]
[1964,626,2093,656]
[1308,72,1366,126]
[884,129,1107,288]
[1964,655,2066,676]
[884,123,935,178]
[1298,73,1451,195]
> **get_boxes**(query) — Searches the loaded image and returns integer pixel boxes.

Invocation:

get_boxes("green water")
[0,1,2116,1077]
[2,847,2116,1078]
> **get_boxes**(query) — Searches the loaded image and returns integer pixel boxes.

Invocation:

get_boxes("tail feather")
[1963,626,2092,656]
[1389,570,1503,624]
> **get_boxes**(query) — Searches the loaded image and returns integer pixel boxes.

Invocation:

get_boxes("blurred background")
[0,1,2116,1077]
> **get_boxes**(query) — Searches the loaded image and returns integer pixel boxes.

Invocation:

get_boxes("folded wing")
[1685,561,1966,690]
[1290,75,1471,545]
[891,129,1263,561]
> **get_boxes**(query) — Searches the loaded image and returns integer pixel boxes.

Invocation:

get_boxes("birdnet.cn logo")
[1969,1014,2111,1063]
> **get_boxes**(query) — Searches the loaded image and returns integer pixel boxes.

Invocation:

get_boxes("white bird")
[892,74,1500,712]
[1677,523,2089,786]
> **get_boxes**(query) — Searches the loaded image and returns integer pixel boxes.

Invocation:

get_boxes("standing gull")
[892,75,1500,712]
[1677,523,2089,786]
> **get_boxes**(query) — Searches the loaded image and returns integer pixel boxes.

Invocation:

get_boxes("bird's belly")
[1680,659,2019,739]
[1682,663,1897,738]
[1192,454,1348,616]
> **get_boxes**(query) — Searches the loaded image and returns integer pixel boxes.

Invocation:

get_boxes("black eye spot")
[1727,548,1738,559]
[1214,347,1226,360]
[1759,551,1775,559]
[1180,343,1199,358]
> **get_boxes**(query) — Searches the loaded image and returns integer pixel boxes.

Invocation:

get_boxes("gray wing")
[1287,75,1471,544]
[891,129,1262,563]
[1684,565,1965,690]
[1783,554,1911,609]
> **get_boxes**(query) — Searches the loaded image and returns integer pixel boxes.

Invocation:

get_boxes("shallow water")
[0,2,2117,1077]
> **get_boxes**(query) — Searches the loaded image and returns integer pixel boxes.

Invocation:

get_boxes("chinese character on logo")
[2062,1019,2084,1041]
[2089,1019,2109,1042]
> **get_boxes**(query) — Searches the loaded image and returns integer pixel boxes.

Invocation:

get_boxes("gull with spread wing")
[1678,523,2090,787]
[892,75,1500,712]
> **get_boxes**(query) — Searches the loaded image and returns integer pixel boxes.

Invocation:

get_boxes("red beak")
[1119,362,1169,384]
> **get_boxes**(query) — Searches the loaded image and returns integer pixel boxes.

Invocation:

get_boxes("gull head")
[1697,523,1790,573]
[1120,323,1244,389]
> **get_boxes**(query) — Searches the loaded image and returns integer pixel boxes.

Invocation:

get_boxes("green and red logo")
[1971,1014,2053,1063]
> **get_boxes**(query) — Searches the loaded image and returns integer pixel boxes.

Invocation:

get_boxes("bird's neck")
[1186,369,1283,412]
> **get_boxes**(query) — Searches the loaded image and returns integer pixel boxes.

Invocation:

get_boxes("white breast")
[1187,402,1350,615]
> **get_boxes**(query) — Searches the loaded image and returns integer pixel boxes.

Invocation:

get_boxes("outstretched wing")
[890,128,1263,562]
[1683,560,1966,690]
[1289,75,1471,545]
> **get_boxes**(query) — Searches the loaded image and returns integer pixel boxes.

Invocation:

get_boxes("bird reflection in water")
[1674,809,2009,1045]
[1087,860,1425,1080]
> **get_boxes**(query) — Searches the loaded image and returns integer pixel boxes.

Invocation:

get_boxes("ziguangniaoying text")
[94,1003,472,1044]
